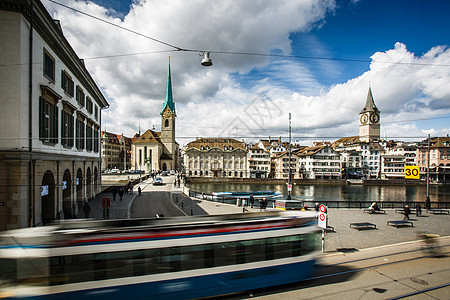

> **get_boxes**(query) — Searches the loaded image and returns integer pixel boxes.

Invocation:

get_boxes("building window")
[94,105,98,120]
[61,71,74,97]
[39,97,58,144]
[43,50,55,82]
[139,149,142,165]
[86,124,93,151]
[94,129,99,153]
[165,119,169,127]
[76,119,85,150]
[61,110,74,147]
[86,97,93,114]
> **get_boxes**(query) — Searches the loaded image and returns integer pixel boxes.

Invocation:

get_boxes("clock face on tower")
[370,112,379,124]
[360,113,368,125]
[163,109,171,118]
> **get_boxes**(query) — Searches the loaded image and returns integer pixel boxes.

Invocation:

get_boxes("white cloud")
[44,1,449,146]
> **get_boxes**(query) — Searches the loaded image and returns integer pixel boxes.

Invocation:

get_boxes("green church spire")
[161,58,175,114]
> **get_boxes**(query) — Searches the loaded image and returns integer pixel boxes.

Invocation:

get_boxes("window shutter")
[39,97,45,140]
[52,104,58,144]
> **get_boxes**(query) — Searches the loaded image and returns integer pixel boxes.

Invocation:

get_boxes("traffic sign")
[405,166,420,179]
[319,204,326,213]
[318,212,327,229]
[287,184,292,191]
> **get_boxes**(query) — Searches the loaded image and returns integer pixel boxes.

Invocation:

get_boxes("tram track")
[222,242,450,299]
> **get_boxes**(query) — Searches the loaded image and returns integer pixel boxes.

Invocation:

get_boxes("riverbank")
[186,177,447,186]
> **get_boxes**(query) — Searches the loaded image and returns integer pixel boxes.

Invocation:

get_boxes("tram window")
[93,253,107,281]
[204,244,214,268]
[242,239,266,263]
[214,242,236,266]
[273,236,294,259]
[265,238,274,260]
[144,249,161,274]
[0,258,17,286]
[53,254,94,284]
[133,250,145,276]
[180,245,204,271]
[16,258,48,286]
[235,241,246,264]
[106,251,134,279]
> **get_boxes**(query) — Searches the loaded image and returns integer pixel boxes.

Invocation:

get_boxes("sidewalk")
[89,178,152,220]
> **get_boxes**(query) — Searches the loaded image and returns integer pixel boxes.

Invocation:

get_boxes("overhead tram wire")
[45,0,450,68]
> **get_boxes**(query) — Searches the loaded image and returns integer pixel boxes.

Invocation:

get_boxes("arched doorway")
[86,167,92,201]
[162,163,167,171]
[62,169,72,219]
[41,170,55,225]
[76,168,83,218]
[94,167,98,194]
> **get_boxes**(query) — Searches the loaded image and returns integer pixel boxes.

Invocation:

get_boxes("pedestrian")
[403,205,411,220]
[119,188,124,201]
[314,203,320,212]
[138,186,142,196]
[262,198,267,210]
[112,187,117,201]
[416,203,422,216]
[250,194,254,208]
[129,182,133,194]
[83,201,91,218]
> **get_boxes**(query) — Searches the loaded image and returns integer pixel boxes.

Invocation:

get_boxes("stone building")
[184,138,248,178]
[0,0,108,229]
[101,131,131,171]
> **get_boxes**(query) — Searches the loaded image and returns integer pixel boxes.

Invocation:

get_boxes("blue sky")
[45,0,450,145]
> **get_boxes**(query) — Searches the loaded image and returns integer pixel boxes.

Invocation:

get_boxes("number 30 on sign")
[404,166,420,179]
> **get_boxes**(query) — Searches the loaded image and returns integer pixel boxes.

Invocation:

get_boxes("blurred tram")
[0,211,320,299]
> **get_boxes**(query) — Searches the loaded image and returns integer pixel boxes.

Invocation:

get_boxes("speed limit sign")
[319,205,326,213]
[404,166,420,179]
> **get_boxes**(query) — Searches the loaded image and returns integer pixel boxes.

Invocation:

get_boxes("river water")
[186,182,450,203]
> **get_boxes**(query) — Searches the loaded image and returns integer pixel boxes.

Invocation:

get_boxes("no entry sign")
[318,212,327,229]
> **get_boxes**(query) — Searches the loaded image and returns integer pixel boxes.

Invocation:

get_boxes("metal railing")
[188,190,450,209]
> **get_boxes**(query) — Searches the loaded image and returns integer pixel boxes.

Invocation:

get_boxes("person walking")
[250,194,254,208]
[83,201,91,218]
[112,187,117,201]
[416,203,422,216]
[403,205,411,220]
[119,188,124,201]
[138,186,142,196]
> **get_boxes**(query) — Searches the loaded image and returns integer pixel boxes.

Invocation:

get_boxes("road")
[130,175,186,218]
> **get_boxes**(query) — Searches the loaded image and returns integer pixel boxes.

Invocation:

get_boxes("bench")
[364,209,386,214]
[427,209,449,215]
[395,209,416,214]
[387,220,413,227]
[350,222,377,230]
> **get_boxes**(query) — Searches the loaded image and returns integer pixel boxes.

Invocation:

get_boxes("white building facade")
[0,0,108,229]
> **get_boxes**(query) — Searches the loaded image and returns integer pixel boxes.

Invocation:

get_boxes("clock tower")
[359,87,380,142]
[160,59,177,170]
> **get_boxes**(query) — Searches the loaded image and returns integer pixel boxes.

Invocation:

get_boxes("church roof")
[161,59,175,115]
[132,129,162,144]
[360,87,380,114]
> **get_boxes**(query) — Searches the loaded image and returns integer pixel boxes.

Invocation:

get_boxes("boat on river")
[212,191,281,199]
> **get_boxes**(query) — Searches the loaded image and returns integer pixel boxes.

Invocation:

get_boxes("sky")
[43,0,450,146]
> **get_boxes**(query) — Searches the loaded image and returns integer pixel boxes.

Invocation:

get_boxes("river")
[185,182,450,203]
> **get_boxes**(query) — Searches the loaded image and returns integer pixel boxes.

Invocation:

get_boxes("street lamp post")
[287,113,292,200]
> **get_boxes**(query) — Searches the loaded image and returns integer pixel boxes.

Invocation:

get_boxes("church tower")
[359,87,380,142]
[160,59,177,170]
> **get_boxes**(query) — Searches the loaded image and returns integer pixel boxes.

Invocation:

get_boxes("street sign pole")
[318,205,327,252]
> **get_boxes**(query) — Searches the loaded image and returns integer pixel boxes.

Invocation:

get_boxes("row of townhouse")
[0,0,109,230]
[183,136,450,182]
